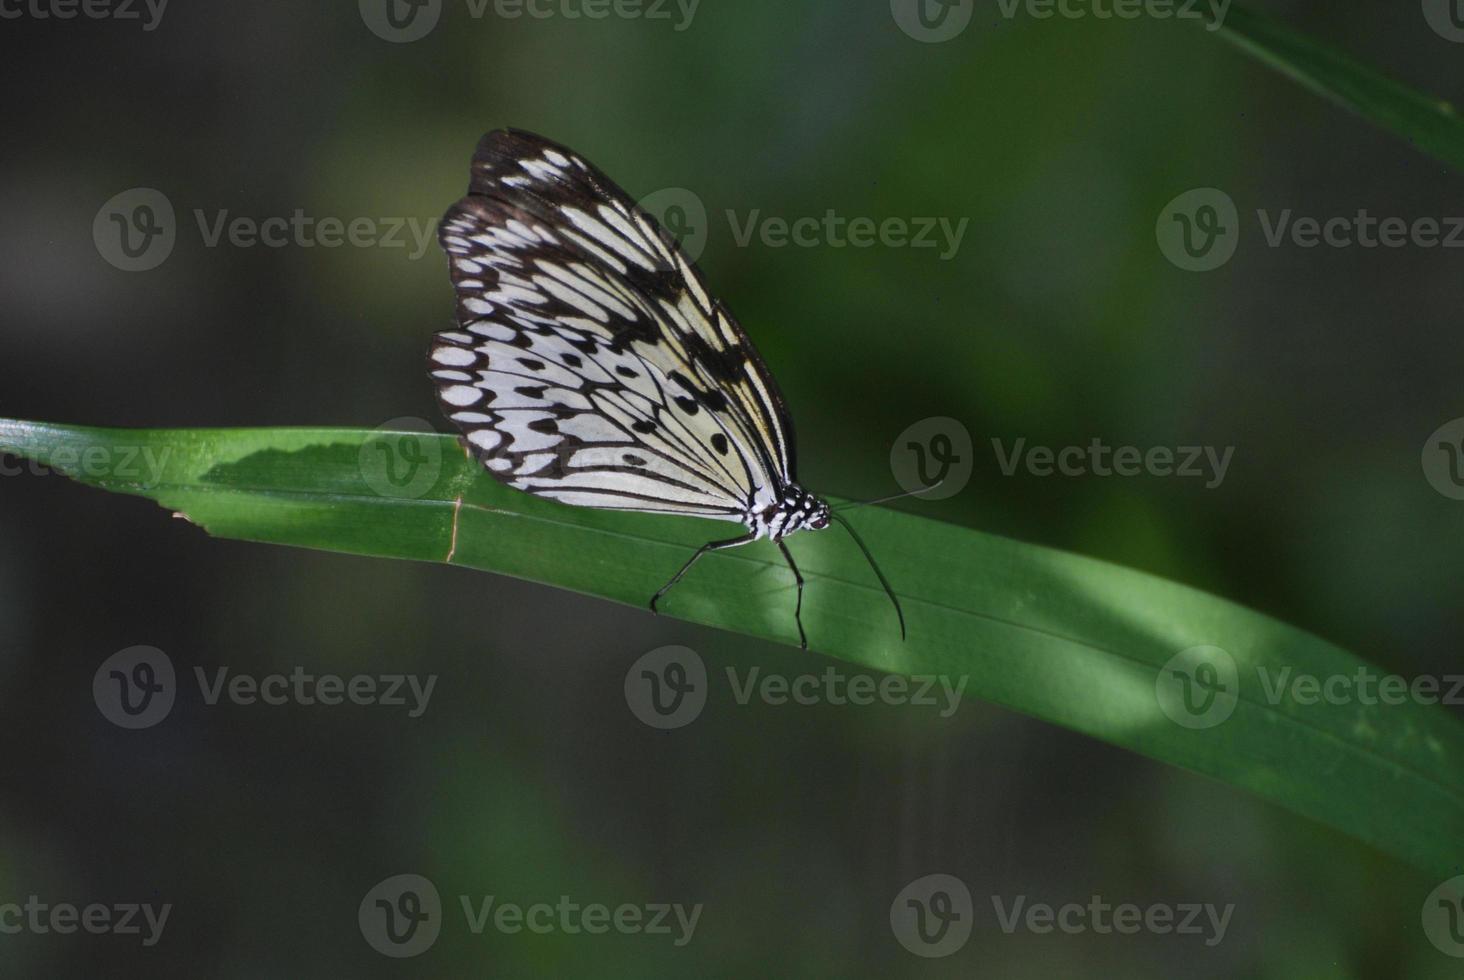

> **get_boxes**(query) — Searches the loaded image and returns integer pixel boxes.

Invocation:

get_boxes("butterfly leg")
[777,540,808,650]
[650,531,758,619]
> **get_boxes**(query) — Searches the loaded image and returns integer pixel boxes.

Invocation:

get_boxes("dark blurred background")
[3,0,1463,975]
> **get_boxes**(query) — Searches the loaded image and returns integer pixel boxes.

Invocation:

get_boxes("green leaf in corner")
[1209,5,1463,170]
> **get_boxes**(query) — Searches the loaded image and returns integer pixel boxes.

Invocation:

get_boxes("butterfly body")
[431,129,900,648]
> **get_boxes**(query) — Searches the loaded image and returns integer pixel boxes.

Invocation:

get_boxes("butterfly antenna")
[828,511,906,641]
[831,479,944,512]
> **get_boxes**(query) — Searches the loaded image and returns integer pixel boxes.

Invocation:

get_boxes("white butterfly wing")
[431,129,798,522]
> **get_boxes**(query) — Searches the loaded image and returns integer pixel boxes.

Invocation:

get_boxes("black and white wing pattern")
[431,128,797,523]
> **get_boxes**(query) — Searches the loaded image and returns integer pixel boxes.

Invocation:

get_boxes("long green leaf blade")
[4,418,1461,879]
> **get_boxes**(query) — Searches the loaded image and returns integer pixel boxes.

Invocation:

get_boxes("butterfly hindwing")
[433,129,797,521]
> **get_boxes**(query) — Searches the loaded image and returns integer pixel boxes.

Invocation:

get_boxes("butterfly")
[429,128,903,648]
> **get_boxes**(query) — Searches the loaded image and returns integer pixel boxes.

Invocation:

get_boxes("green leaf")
[1210,5,1464,169]
[4,418,1462,879]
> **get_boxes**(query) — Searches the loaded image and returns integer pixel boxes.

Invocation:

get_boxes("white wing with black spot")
[430,128,798,521]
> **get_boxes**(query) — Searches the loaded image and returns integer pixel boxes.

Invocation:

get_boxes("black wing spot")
[518,357,546,372]
[527,418,559,434]
[632,420,658,435]
[670,370,726,412]
[710,433,729,455]
[674,395,700,416]
[515,385,546,399]
[623,453,649,466]
[509,332,535,350]
[684,334,748,385]
[616,365,639,379]
[562,353,583,368]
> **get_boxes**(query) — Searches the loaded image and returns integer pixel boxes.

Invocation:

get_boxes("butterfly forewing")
[432,129,797,521]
